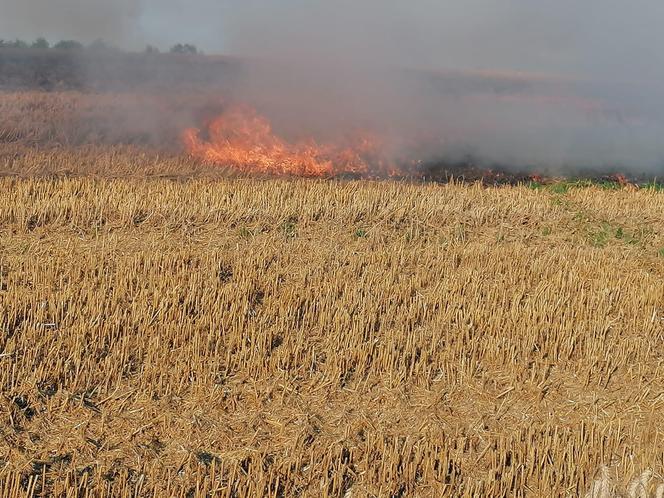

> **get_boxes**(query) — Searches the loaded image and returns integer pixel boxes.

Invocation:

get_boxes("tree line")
[0,38,199,54]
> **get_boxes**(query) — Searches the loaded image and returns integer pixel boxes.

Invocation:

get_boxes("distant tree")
[87,38,115,52]
[170,43,198,55]
[0,39,29,49]
[53,40,84,50]
[31,37,50,49]
[145,44,160,54]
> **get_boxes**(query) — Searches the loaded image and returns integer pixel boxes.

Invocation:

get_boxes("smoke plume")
[2,0,664,174]
[213,1,664,174]
[0,1,143,46]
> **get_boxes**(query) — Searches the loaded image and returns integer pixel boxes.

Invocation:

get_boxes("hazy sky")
[1,0,663,80]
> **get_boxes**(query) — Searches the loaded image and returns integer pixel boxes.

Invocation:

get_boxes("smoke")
[218,1,664,80]
[0,1,143,46]
[3,0,664,174]
[213,0,664,174]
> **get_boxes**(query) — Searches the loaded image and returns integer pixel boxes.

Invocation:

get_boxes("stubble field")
[0,89,663,497]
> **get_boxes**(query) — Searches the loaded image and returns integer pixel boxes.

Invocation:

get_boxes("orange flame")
[183,105,393,177]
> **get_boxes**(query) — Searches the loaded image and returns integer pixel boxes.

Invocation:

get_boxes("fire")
[183,104,390,177]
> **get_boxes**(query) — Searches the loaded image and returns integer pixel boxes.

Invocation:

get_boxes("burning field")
[182,104,395,178]
[0,52,663,497]
[2,48,662,185]
[0,89,654,186]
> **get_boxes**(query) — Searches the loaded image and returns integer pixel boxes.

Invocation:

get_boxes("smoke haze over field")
[0,1,143,46]
[3,0,664,78]
[2,1,664,173]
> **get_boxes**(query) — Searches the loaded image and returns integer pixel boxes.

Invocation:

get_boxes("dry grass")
[0,90,219,148]
[0,166,662,496]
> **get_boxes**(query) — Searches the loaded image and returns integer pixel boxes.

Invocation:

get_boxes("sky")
[1,0,663,80]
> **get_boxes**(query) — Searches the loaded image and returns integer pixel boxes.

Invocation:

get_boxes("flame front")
[183,105,389,177]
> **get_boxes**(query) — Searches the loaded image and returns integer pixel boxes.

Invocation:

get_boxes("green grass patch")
[592,180,623,190]
[642,180,664,192]
[530,177,662,192]
[280,217,298,239]
[614,227,640,245]
[548,182,573,195]
[589,223,612,248]
[587,222,645,248]
[546,178,627,194]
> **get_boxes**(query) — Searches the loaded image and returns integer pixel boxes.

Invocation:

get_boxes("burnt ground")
[338,158,656,187]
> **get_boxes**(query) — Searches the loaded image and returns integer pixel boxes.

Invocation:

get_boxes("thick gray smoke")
[2,0,664,173]
[218,1,664,174]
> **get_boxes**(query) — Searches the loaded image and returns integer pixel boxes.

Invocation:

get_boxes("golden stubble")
[0,173,662,497]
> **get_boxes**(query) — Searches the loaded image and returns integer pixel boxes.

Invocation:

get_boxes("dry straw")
[0,91,662,496]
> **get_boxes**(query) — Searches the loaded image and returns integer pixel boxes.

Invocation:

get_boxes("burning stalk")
[182,104,393,177]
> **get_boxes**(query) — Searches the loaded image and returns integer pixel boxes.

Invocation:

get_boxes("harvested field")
[0,172,663,496]
[0,90,223,149]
